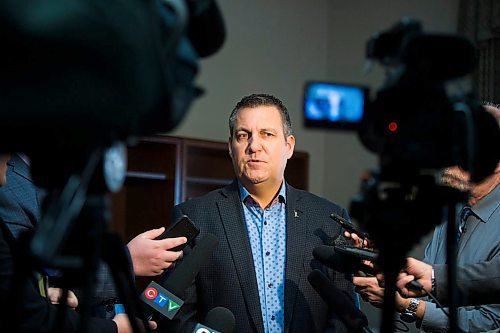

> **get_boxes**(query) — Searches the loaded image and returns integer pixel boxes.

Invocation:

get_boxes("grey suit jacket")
[433,257,500,306]
[422,185,500,332]
[161,180,355,333]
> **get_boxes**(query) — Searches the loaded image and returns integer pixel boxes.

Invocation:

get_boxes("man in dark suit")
[163,94,356,333]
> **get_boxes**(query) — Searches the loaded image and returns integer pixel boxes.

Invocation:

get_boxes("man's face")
[228,105,295,190]
[0,154,10,186]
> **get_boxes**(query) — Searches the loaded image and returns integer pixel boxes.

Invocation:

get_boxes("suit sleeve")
[434,259,500,306]
[421,227,500,332]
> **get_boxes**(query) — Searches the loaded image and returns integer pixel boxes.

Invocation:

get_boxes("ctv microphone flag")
[140,281,184,319]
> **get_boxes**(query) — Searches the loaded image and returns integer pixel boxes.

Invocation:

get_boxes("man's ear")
[228,137,232,157]
[286,135,295,159]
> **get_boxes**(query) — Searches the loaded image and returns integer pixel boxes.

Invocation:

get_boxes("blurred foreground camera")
[0,0,225,189]
[0,0,225,274]
[304,18,499,249]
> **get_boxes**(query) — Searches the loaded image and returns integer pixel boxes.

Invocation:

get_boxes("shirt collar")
[470,184,500,224]
[238,180,287,206]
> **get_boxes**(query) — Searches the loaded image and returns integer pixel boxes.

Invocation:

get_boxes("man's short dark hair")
[229,93,293,138]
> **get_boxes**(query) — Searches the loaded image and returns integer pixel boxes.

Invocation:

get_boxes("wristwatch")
[400,298,420,323]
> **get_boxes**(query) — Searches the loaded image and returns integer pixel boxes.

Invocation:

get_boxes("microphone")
[313,244,376,276]
[334,245,378,261]
[308,270,374,333]
[186,0,226,57]
[192,307,236,333]
[140,233,219,320]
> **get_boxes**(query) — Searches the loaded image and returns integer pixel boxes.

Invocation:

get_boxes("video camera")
[304,18,499,252]
[305,18,500,333]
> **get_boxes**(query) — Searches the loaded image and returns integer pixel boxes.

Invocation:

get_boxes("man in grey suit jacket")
[162,94,356,333]
[417,175,500,332]
[353,166,500,332]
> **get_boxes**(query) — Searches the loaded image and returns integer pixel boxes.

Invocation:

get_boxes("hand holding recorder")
[128,215,199,276]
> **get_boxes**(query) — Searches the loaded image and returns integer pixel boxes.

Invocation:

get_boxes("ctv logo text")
[144,287,180,312]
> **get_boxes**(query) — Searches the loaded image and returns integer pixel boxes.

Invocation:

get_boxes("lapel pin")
[294,210,299,218]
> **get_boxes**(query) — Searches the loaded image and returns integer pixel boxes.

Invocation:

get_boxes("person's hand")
[113,313,157,333]
[47,288,78,310]
[127,227,187,277]
[343,231,373,249]
[395,291,412,313]
[396,257,433,298]
[353,276,385,308]
[353,276,413,313]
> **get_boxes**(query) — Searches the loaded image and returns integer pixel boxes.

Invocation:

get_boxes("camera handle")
[445,203,459,333]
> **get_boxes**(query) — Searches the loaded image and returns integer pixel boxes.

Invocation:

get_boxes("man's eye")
[237,133,248,140]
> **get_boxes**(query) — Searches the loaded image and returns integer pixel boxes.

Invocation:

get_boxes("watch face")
[103,142,127,193]
[400,298,419,323]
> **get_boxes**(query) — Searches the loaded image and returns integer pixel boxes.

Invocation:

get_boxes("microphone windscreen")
[333,235,351,246]
[204,307,236,333]
[313,245,340,268]
[313,245,361,274]
[313,244,377,276]
[161,233,219,297]
[308,270,368,333]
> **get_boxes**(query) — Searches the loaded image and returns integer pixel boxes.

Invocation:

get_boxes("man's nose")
[247,135,262,153]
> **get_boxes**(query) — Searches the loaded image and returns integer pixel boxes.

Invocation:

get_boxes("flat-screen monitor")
[303,81,368,131]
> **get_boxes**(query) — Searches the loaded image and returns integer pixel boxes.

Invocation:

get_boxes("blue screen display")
[304,82,365,125]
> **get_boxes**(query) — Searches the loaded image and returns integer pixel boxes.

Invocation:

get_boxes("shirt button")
[264,221,267,226]
[268,283,273,288]
[271,315,275,321]
[266,251,270,256]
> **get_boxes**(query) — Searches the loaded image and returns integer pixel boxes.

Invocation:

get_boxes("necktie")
[457,206,473,242]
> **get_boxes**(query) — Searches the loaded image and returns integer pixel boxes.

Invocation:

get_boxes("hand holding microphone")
[313,244,376,277]
[396,257,433,298]
[140,233,218,320]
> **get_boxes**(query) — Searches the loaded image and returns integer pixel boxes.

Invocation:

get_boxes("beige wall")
[171,1,460,331]
[171,0,332,197]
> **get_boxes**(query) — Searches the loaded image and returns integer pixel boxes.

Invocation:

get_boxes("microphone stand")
[445,203,459,333]
[377,242,405,333]
[351,173,466,333]
[438,187,466,333]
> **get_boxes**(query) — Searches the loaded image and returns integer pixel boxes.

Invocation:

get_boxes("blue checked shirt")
[239,182,286,333]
